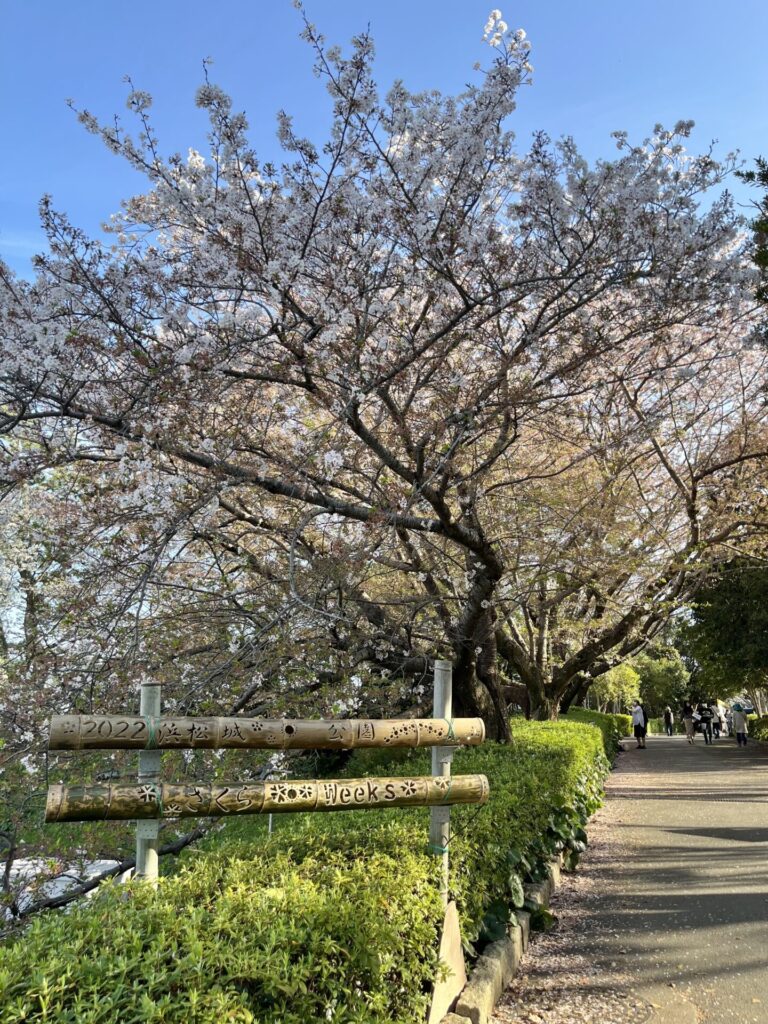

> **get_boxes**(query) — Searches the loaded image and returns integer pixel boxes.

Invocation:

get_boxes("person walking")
[732,703,749,747]
[663,706,675,737]
[697,702,714,745]
[681,701,696,744]
[631,700,648,749]
[710,703,722,739]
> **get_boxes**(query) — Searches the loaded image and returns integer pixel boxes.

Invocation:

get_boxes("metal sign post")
[429,660,454,907]
[135,680,161,883]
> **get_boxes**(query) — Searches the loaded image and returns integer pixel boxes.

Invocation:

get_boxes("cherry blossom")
[0,9,764,747]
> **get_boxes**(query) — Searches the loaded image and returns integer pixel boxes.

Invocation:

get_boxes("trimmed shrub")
[563,708,632,758]
[0,722,609,1024]
[1,838,442,1024]
[750,715,768,741]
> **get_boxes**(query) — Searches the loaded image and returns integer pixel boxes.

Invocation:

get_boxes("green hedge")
[0,722,609,1024]
[564,708,632,757]
[750,716,768,741]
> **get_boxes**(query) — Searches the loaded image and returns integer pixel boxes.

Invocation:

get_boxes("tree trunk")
[746,687,766,716]
[452,643,512,743]
[520,662,562,720]
[501,681,530,717]
[527,679,562,719]
[559,672,591,714]
[528,696,560,720]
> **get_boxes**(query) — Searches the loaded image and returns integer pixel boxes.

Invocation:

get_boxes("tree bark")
[528,695,561,720]
[452,643,512,742]
[559,672,592,714]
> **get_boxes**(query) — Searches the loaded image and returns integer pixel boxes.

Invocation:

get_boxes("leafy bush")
[0,722,609,1023]
[563,708,632,758]
[750,715,768,741]
[1,837,442,1024]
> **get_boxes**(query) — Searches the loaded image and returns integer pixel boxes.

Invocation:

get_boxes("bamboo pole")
[45,774,490,822]
[48,715,485,751]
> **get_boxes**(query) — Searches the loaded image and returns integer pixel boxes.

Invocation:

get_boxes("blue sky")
[2,0,767,275]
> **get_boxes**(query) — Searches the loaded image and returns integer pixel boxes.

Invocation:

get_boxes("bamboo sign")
[45,662,477,1024]
[49,714,485,751]
[46,661,487,892]
[45,774,489,823]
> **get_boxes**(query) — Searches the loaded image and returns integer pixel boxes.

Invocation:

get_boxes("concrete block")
[516,910,531,950]
[484,933,521,990]
[561,847,580,872]
[454,955,501,1024]
[509,926,523,974]
[448,855,566,1024]
[429,901,467,1024]
[523,880,548,908]
[547,858,562,889]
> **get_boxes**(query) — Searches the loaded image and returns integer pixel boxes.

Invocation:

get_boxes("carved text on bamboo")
[45,774,490,821]
[48,715,484,751]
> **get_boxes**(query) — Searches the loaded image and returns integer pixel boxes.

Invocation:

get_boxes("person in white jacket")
[631,701,648,748]
[732,704,749,747]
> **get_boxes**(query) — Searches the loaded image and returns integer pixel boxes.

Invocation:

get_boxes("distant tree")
[738,157,768,344]
[679,559,768,707]
[589,663,640,714]
[632,649,689,716]
[738,158,768,289]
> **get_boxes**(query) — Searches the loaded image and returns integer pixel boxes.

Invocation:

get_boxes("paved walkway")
[493,734,768,1024]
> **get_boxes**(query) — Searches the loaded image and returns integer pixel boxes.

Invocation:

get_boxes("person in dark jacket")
[663,706,674,737]
[697,702,714,745]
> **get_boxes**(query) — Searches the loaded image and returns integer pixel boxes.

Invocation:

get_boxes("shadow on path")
[493,734,768,1024]
[587,736,768,1022]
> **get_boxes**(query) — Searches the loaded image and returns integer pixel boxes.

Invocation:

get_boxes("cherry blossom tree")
[493,337,768,716]
[0,10,764,741]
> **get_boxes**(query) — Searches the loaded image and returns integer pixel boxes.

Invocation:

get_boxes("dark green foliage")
[679,560,768,692]
[738,156,768,318]
[0,723,609,1023]
[478,898,517,944]
[750,716,768,742]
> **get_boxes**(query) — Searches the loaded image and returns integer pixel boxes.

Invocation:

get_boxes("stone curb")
[444,854,564,1024]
